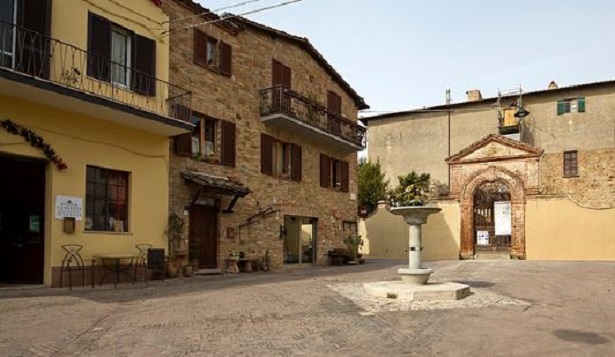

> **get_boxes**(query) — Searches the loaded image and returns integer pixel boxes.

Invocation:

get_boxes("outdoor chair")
[133,244,152,283]
[59,244,95,290]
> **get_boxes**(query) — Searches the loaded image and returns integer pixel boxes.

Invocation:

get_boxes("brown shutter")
[87,12,111,81]
[175,134,192,157]
[17,0,52,78]
[261,134,274,175]
[220,41,232,76]
[193,29,207,67]
[282,64,291,89]
[290,144,302,182]
[341,161,349,192]
[272,59,282,86]
[320,154,330,188]
[220,120,236,167]
[132,34,156,96]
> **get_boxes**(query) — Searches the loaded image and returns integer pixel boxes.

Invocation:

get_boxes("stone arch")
[459,165,526,259]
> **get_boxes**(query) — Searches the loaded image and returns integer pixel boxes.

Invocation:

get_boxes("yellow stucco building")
[0,0,192,286]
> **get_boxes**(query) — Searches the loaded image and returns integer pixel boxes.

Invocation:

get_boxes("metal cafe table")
[93,253,139,287]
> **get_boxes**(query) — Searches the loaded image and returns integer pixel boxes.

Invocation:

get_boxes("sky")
[196,0,615,116]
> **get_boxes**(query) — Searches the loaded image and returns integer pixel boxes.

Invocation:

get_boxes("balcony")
[0,20,192,136]
[260,86,365,152]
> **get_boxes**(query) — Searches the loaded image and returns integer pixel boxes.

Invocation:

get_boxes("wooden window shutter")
[290,144,302,182]
[327,91,341,115]
[18,0,52,78]
[87,13,111,81]
[282,64,291,89]
[577,97,586,112]
[340,161,349,192]
[193,29,207,67]
[272,59,283,87]
[261,134,273,175]
[220,41,232,76]
[220,121,236,167]
[556,101,565,115]
[175,133,193,157]
[132,34,156,96]
[320,154,331,188]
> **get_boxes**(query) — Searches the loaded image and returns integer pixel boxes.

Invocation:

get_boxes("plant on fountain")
[388,172,430,207]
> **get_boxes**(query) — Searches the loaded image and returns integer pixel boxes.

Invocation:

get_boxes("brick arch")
[459,166,526,260]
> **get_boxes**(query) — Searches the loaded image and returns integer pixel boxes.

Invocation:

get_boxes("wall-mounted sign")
[477,230,490,246]
[55,196,83,221]
[494,201,512,236]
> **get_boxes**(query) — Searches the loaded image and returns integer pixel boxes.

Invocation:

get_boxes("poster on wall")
[55,196,83,221]
[477,230,490,245]
[494,201,511,236]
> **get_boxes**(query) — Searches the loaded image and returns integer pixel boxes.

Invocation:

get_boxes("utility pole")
[446,88,451,193]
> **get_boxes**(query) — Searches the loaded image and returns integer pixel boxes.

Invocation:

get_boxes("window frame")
[193,29,232,76]
[85,165,130,233]
[557,97,586,115]
[110,25,132,88]
[563,150,579,178]
[319,154,349,192]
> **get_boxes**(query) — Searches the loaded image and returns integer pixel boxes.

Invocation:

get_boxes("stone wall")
[164,1,362,268]
[539,148,615,209]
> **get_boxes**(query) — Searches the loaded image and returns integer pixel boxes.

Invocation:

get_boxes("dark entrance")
[190,204,217,269]
[283,216,317,265]
[0,154,46,284]
[473,181,511,255]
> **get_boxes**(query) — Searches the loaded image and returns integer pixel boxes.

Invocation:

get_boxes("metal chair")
[133,244,152,283]
[59,244,95,290]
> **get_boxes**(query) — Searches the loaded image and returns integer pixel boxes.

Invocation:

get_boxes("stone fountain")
[363,205,470,301]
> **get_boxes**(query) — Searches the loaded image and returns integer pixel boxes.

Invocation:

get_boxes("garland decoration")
[1,119,68,170]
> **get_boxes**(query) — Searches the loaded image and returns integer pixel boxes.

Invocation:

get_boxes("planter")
[183,265,194,277]
[166,260,180,278]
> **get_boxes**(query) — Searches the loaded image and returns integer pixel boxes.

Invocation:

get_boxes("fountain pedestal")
[390,206,441,285]
[362,205,470,301]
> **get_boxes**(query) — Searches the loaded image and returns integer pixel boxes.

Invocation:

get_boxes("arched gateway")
[446,134,542,260]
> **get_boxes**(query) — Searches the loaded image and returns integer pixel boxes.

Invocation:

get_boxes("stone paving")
[1,260,615,356]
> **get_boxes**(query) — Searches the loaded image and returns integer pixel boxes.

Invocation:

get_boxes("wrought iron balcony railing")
[0,20,191,122]
[260,86,365,148]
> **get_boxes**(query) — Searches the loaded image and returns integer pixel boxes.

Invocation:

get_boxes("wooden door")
[190,204,218,269]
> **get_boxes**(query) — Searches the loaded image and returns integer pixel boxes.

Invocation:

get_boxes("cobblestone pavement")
[1,260,615,356]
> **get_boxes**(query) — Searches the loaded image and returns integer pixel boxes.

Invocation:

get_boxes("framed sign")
[55,196,83,221]
[494,201,512,236]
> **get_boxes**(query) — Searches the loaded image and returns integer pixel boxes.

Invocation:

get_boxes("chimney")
[548,81,558,89]
[466,89,482,102]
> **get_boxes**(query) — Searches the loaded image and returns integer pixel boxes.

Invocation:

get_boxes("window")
[563,150,578,177]
[193,29,232,76]
[320,154,349,192]
[175,112,236,167]
[85,166,129,232]
[110,26,131,87]
[261,134,302,181]
[87,13,156,96]
[557,97,585,115]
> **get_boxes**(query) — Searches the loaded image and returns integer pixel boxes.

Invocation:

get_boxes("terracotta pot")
[166,260,179,278]
[183,265,193,277]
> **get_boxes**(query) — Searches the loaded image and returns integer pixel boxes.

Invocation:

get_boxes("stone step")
[474,252,511,260]
[194,268,223,275]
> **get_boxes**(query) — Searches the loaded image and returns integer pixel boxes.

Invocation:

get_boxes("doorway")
[283,216,317,265]
[190,204,218,269]
[473,181,511,255]
[0,154,46,284]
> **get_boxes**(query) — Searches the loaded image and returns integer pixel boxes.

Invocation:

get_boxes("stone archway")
[459,166,526,259]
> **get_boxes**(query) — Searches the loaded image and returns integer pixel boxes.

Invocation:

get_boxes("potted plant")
[388,172,430,207]
[188,235,199,271]
[343,233,363,264]
[166,254,180,278]
[167,213,186,278]
[259,249,271,271]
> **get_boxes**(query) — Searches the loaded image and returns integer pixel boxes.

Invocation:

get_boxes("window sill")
[563,175,579,178]
[84,230,133,236]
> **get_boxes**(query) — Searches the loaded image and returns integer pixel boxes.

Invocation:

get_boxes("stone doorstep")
[474,252,511,260]
[194,268,223,276]
[363,281,471,301]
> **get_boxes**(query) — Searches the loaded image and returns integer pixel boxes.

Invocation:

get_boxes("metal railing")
[260,86,365,148]
[0,20,191,121]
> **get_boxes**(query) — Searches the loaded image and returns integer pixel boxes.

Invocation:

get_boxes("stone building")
[362,80,614,260]
[163,0,368,269]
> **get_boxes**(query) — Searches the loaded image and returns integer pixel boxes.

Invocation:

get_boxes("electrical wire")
[162,0,303,35]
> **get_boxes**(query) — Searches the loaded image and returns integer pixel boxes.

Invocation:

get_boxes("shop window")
[85,166,129,232]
